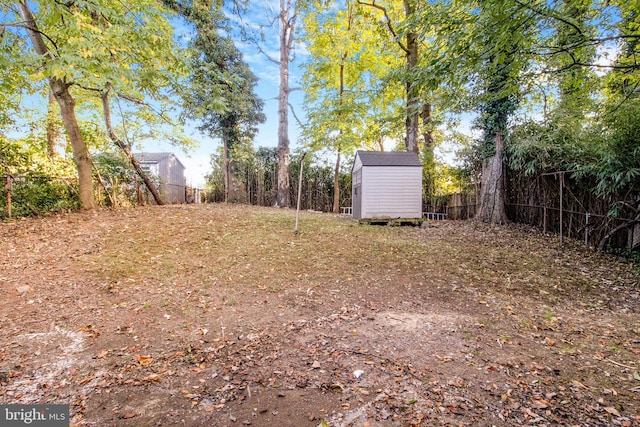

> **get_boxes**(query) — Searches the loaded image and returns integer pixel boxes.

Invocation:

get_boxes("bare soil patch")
[1,204,639,426]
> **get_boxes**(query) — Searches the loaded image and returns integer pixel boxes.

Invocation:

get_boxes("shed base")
[358,217,423,227]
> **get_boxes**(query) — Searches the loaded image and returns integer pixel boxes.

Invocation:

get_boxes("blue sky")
[155,3,309,188]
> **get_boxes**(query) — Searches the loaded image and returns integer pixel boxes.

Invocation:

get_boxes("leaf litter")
[0,204,638,426]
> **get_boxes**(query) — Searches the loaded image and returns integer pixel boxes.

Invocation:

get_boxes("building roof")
[355,150,422,167]
[134,152,185,169]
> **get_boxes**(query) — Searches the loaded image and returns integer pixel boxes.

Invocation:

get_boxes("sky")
[152,3,308,188]
[3,2,304,188]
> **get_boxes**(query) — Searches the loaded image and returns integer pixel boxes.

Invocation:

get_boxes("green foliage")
[204,145,353,211]
[1,0,194,171]
[168,0,264,130]
[2,176,80,217]
[581,99,640,202]
[92,151,141,206]
[300,0,404,153]
[507,119,593,176]
[1,135,80,218]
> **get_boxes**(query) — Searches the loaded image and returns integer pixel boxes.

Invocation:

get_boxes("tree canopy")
[1,0,639,242]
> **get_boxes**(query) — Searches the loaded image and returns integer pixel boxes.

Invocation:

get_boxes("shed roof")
[355,150,422,167]
[134,152,185,169]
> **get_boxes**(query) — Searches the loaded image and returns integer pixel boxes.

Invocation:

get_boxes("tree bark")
[222,131,240,203]
[18,1,95,210]
[101,89,165,205]
[275,0,294,208]
[403,0,420,155]
[421,103,434,149]
[421,103,436,199]
[333,148,341,213]
[222,133,231,202]
[46,89,60,159]
[476,131,508,224]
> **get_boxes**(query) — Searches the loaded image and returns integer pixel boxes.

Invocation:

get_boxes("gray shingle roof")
[356,150,422,167]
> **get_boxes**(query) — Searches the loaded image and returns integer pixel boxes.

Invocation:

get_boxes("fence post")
[4,174,11,219]
[585,212,589,245]
[559,172,564,246]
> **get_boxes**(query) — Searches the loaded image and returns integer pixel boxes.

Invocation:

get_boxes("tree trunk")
[101,89,165,205]
[18,1,95,210]
[333,148,341,213]
[421,103,434,148]
[421,103,435,199]
[476,131,508,224]
[55,84,96,209]
[46,89,60,159]
[403,0,420,155]
[223,133,231,202]
[275,0,294,208]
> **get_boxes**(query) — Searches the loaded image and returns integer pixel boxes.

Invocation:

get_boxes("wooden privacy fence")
[439,195,637,249]
[506,170,638,249]
[439,170,638,250]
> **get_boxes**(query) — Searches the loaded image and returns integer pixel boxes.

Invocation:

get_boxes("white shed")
[351,150,423,220]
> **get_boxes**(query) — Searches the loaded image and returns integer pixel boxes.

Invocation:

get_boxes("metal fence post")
[585,212,589,245]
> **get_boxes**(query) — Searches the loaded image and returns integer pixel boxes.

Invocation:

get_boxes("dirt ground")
[1,204,639,426]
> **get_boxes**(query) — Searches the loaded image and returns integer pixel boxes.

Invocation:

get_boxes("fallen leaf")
[604,406,620,417]
[143,373,161,382]
[122,413,136,419]
[136,354,153,366]
[530,398,549,409]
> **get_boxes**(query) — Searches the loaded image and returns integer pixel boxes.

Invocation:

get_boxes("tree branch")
[101,85,165,205]
[357,0,409,54]
[513,0,585,37]
[288,102,303,127]
[5,20,60,54]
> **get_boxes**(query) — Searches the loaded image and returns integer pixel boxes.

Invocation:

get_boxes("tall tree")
[356,0,431,154]
[16,1,95,209]
[474,0,533,223]
[3,0,189,209]
[164,0,265,202]
[301,0,399,211]
[414,0,534,223]
[275,0,298,208]
[194,36,265,202]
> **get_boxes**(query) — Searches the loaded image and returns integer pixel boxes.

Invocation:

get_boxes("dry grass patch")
[0,204,638,426]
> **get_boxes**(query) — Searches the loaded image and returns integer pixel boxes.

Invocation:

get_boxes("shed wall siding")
[361,166,422,218]
[353,155,363,172]
[158,155,186,204]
